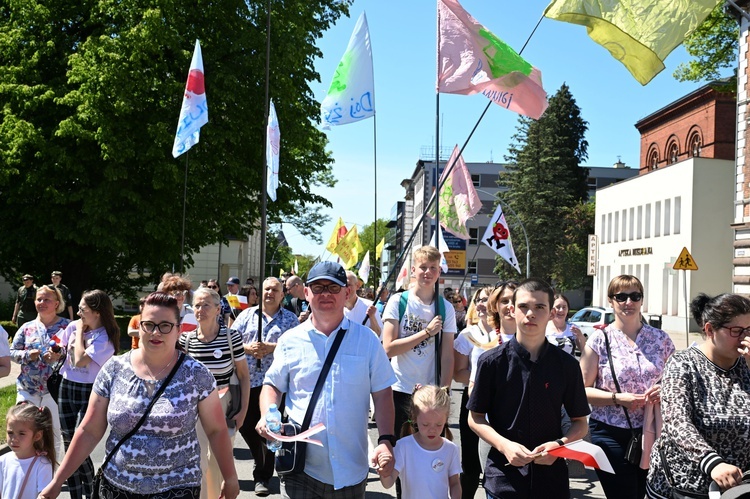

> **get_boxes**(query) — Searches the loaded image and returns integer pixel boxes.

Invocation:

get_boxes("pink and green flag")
[438,0,548,120]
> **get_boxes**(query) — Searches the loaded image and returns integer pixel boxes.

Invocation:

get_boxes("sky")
[279,0,730,261]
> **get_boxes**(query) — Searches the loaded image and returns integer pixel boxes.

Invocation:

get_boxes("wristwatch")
[378,434,397,447]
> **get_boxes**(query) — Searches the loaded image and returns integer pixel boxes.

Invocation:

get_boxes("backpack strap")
[398,291,446,323]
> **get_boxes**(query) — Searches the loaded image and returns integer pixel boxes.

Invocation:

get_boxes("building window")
[687,127,702,157]
[468,260,477,273]
[666,138,679,165]
[469,227,478,245]
[674,196,681,234]
[601,214,606,244]
[607,213,612,243]
[614,211,620,243]
[664,198,671,236]
[645,204,651,239]
[621,209,627,242]
[637,206,643,240]
[647,143,659,171]
[629,207,634,241]
[655,201,661,237]
[471,174,480,187]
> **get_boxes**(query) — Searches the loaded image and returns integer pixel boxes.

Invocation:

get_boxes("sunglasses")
[451,300,463,304]
[721,325,750,338]
[610,292,643,303]
[206,285,219,290]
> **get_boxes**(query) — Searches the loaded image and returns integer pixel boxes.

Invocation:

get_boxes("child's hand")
[530,442,560,466]
[426,316,442,336]
[502,441,535,467]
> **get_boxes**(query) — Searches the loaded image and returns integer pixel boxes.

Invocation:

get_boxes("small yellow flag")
[333,226,364,269]
[326,217,348,253]
[375,237,385,261]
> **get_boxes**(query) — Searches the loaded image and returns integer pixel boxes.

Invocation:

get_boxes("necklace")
[143,352,176,385]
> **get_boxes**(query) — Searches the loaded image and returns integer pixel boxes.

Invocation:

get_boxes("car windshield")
[571,309,592,322]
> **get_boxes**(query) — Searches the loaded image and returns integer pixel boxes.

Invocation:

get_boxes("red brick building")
[634,82,736,175]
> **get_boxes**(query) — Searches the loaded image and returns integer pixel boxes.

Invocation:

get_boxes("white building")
[593,157,734,331]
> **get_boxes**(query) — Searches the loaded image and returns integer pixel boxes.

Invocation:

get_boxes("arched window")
[666,137,680,165]
[647,144,659,171]
[688,131,702,157]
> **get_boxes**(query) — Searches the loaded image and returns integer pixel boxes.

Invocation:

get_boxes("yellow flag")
[544,0,722,85]
[279,268,285,278]
[375,237,385,261]
[325,217,348,253]
[333,225,364,269]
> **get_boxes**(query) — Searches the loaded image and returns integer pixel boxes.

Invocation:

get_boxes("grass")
[0,384,17,444]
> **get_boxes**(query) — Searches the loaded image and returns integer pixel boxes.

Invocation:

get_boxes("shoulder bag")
[224,328,242,428]
[47,351,65,404]
[275,328,347,476]
[91,352,186,499]
[602,330,642,466]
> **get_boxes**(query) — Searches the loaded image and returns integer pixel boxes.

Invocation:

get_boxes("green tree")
[550,200,595,292]
[497,83,589,284]
[0,0,349,299]
[358,218,389,287]
[674,4,738,85]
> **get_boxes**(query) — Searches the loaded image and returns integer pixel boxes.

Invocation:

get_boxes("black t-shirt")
[52,283,73,317]
[283,297,308,317]
[468,338,590,498]
[16,285,37,318]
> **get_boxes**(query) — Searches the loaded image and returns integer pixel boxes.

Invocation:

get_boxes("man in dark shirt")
[468,278,590,499]
[11,274,37,327]
[283,275,309,322]
[50,271,74,320]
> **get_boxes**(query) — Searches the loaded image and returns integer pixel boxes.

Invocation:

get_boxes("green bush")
[0,294,14,322]
[0,321,17,342]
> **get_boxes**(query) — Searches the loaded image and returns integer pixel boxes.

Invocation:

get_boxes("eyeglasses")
[309,283,343,295]
[77,307,88,315]
[610,292,643,303]
[721,325,750,338]
[475,297,489,304]
[140,321,176,334]
[22,278,30,282]
[169,290,187,297]
[206,285,219,290]
[452,300,463,304]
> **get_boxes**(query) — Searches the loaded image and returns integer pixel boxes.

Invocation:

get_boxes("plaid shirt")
[232,306,298,387]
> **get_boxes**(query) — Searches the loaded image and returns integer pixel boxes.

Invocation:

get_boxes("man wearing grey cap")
[257,261,396,498]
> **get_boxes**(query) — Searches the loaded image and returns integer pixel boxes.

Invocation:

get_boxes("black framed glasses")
[206,285,219,290]
[140,321,176,334]
[309,283,343,295]
[610,292,643,303]
[721,325,750,338]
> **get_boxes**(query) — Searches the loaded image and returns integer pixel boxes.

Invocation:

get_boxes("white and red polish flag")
[547,440,614,474]
[172,40,208,158]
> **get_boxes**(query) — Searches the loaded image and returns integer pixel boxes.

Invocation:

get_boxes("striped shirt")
[179,327,246,388]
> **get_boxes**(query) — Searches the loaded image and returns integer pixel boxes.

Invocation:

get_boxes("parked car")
[569,306,615,338]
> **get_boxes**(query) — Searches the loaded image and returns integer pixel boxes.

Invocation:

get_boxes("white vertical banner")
[481,204,521,274]
[267,99,280,201]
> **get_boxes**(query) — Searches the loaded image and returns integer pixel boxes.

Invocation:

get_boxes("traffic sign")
[673,247,698,271]
[471,274,478,285]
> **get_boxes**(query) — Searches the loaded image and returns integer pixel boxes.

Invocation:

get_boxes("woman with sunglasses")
[647,293,750,498]
[40,292,239,499]
[580,275,675,499]
[56,289,120,499]
[453,286,496,499]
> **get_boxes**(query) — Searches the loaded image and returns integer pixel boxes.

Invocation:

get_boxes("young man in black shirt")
[468,278,590,499]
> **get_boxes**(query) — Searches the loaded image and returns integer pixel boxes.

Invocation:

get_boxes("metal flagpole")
[373,113,378,288]
[434,1,442,387]
[259,0,272,324]
[180,151,188,273]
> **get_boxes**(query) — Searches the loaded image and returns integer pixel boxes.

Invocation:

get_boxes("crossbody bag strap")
[300,328,347,432]
[602,330,636,431]
[225,326,237,375]
[100,352,186,472]
[17,454,39,499]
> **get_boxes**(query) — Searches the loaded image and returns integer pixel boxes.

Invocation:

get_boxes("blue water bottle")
[265,404,283,452]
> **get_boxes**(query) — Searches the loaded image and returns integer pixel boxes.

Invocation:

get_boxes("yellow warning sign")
[673,247,698,271]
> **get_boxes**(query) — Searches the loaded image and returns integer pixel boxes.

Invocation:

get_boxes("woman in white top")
[454,286,494,499]
[545,293,585,356]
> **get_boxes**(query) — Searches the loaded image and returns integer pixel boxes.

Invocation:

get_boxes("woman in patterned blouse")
[646,293,750,498]
[580,275,675,499]
[40,292,239,499]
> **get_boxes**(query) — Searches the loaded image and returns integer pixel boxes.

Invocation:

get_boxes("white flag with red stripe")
[547,439,614,474]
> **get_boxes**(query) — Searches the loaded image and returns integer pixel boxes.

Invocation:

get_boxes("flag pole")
[180,151,188,273]
[377,13,544,298]
[434,0,442,387]
[259,0,272,321]
[373,113,378,289]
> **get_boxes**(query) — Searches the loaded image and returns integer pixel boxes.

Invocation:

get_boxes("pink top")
[59,324,116,384]
[588,323,674,428]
